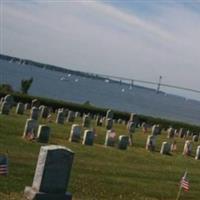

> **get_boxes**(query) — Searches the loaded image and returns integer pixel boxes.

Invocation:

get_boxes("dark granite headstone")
[69,124,81,142]
[24,145,74,200]
[118,135,129,150]
[16,102,25,115]
[37,125,51,143]
[82,130,94,146]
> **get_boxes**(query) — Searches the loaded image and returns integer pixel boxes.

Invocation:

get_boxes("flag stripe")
[0,163,8,175]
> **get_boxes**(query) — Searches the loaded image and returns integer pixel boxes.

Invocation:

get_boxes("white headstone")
[195,146,200,160]
[105,130,116,147]
[23,119,38,139]
[183,140,192,156]
[146,135,156,151]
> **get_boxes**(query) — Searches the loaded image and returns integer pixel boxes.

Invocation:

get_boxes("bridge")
[90,72,200,94]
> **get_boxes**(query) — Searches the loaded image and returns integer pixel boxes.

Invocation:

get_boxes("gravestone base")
[24,187,72,200]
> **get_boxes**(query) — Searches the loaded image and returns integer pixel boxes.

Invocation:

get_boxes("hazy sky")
[1,0,200,98]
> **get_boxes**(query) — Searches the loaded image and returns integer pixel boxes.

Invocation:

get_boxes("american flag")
[108,130,116,139]
[180,171,189,192]
[0,155,8,176]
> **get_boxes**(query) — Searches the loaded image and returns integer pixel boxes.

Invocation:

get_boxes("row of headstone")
[146,136,200,159]
[69,124,129,150]
[167,126,200,142]
[23,118,51,143]
[56,110,76,124]
[69,124,94,145]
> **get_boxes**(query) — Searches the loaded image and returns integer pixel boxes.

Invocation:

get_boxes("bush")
[0,84,14,93]
[0,91,200,132]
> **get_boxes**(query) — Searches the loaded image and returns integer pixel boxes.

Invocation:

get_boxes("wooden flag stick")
[176,185,182,200]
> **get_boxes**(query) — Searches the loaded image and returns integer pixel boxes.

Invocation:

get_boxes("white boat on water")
[60,77,69,81]
[75,78,79,82]
[105,79,110,83]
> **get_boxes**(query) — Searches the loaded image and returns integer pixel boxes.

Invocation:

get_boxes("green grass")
[0,108,200,200]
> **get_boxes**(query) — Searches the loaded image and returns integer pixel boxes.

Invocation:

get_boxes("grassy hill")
[0,108,200,200]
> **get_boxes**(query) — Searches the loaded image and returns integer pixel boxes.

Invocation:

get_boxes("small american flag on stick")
[0,155,8,176]
[180,171,189,192]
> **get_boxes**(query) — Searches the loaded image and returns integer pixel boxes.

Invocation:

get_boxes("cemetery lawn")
[1,109,200,200]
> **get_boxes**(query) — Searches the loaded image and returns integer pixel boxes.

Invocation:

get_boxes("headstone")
[75,112,80,118]
[16,102,25,115]
[195,146,200,160]
[127,122,135,133]
[30,107,40,120]
[23,119,38,139]
[106,109,114,119]
[193,135,199,142]
[25,103,31,110]
[31,99,40,108]
[66,111,75,123]
[186,130,191,138]
[160,142,171,155]
[118,135,129,150]
[122,120,127,125]
[56,111,65,124]
[105,130,116,147]
[105,118,113,130]
[183,140,192,156]
[4,95,14,108]
[127,122,135,146]
[171,140,177,152]
[82,115,91,128]
[174,129,179,136]
[167,127,175,138]
[152,124,161,136]
[37,125,51,143]
[82,130,94,146]
[146,135,156,151]
[40,106,49,119]
[0,97,4,105]
[60,108,69,117]
[69,124,81,142]
[0,101,10,115]
[24,145,74,200]
[96,116,103,126]
[129,113,139,126]
[117,119,122,124]
[141,122,148,133]
[179,128,186,138]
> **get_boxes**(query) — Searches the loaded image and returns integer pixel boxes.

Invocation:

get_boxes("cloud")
[1,0,200,99]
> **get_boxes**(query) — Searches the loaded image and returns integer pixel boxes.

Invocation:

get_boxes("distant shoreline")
[0,53,161,93]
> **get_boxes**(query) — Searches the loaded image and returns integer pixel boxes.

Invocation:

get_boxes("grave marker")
[16,102,25,115]
[160,142,171,155]
[118,135,129,150]
[24,145,74,200]
[69,124,81,142]
[37,125,51,143]
[82,130,94,146]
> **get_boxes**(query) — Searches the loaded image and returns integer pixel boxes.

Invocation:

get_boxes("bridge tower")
[156,76,162,93]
